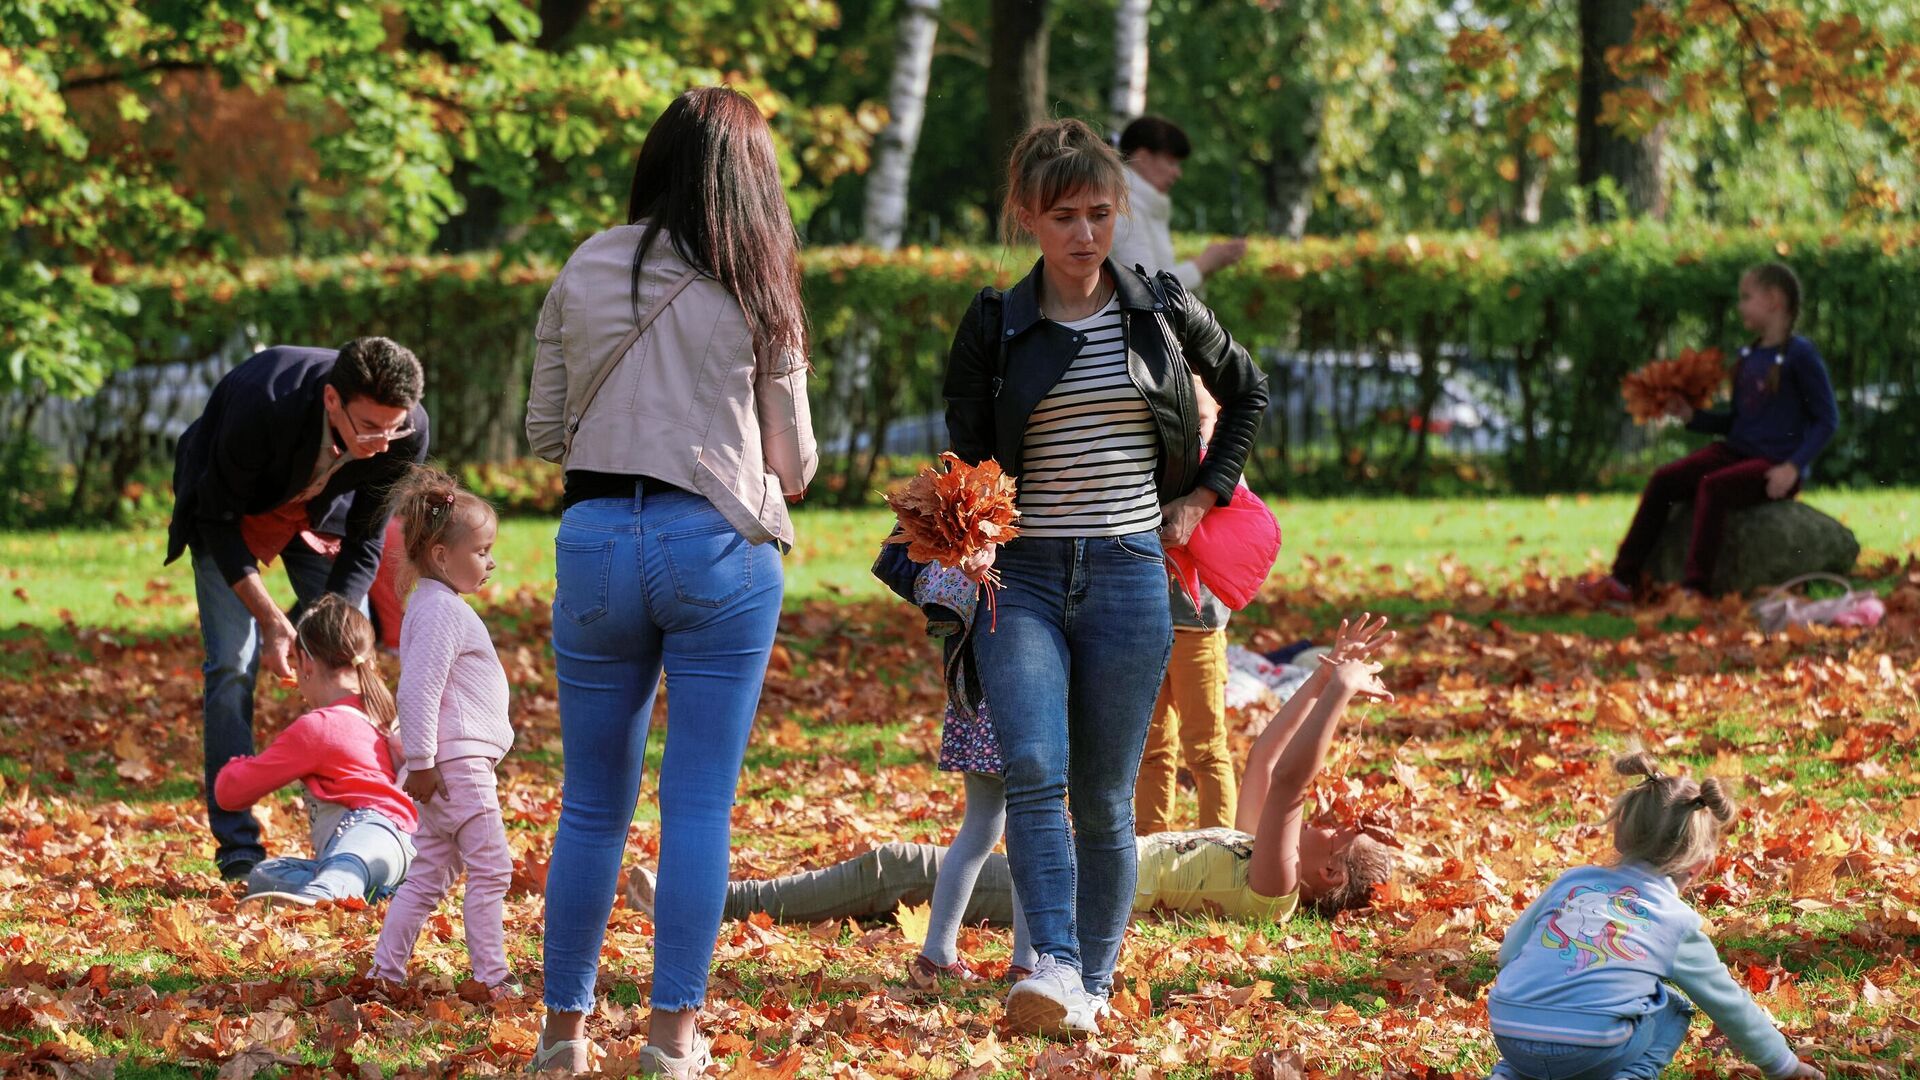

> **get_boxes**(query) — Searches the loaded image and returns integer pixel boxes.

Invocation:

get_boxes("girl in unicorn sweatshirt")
[1487,753,1821,1080]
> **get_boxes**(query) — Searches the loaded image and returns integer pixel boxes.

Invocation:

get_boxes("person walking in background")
[166,338,429,882]
[523,86,816,1078]
[1109,116,1247,295]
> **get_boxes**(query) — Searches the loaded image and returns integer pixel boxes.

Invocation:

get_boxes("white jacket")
[1111,165,1204,295]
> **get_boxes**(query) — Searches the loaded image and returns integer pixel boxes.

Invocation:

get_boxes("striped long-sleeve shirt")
[1016,300,1162,538]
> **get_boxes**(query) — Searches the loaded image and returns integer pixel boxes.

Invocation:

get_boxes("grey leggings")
[724,841,1025,933]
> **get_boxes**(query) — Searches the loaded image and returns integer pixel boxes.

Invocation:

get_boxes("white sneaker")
[239,889,319,908]
[1004,955,1098,1038]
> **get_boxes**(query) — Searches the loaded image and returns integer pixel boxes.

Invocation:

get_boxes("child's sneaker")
[636,1032,712,1078]
[907,953,979,991]
[1004,955,1098,1038]
[489,978,526,1003]
[626,866,657,919]
[239,889,319,908]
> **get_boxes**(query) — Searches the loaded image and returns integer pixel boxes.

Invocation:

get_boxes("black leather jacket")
[943,257,1268,507]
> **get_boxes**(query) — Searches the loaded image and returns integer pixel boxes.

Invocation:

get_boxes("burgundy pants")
[1612,443,1794,592]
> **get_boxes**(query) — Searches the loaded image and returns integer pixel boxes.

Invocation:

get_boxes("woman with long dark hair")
[524,86,816,1076]
[944,118,1268,1036]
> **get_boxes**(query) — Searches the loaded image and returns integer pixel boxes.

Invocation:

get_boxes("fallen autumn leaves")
[2,556,1920,1077]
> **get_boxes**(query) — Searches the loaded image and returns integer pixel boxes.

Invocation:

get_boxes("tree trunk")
[863,0,942,251]
[1509,125,1546,227]
[1577,0,1666,220]
[1109,0,1150,133]
[988,0,1052,214]
[429,0,597,251]
[1261,87,1320,238]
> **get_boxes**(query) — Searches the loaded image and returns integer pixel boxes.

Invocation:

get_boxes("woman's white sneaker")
[1004,955,1098,1038]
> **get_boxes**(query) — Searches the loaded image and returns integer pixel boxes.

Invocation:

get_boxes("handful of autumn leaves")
[886,453,1021,626]
[1621,347,1728,423]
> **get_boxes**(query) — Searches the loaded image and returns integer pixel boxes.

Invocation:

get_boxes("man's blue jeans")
[540,488,783,1015]
[969,532,1173,996]
[193,543,346,874]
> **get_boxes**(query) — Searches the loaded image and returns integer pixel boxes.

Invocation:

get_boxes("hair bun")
[1613,751,1659,779]
[1697,778,1736,822]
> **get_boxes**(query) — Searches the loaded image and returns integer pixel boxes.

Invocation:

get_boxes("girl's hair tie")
[349,653,370,667]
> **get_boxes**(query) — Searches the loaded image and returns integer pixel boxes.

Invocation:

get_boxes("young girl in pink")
[369,466,518,998]
[214,595,417,905]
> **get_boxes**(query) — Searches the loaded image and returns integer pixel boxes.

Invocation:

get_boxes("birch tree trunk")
[1109,0,1150,133]
[988,0,1052,210]
[862,0,942,251]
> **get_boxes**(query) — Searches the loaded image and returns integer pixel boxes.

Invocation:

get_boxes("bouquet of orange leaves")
[1621,346,1728,423]
[885,453,1021,627]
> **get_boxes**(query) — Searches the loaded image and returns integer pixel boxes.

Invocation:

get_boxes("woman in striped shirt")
[942,118,1268,1038]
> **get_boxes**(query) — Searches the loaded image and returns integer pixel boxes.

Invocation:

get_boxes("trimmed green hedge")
[86,224,1920,508]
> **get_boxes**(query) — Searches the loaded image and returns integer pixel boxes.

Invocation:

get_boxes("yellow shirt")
[1132,827,1300,922]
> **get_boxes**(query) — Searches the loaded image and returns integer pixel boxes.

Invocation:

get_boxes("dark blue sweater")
[1686,335,1838,473]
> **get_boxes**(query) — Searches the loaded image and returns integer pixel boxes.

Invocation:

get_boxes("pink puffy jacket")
[1166,479,1281,611]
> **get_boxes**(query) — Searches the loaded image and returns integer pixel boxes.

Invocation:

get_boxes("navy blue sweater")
[165,346,430,602]
[1687,336,1838,473]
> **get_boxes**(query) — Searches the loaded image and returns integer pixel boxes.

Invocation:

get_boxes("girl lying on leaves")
[628,614,1398,974]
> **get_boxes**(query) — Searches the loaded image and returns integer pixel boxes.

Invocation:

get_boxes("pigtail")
[1605,751,1731,877]
[1696,777,1735,823]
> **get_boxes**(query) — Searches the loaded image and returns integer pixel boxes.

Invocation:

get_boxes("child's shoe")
[636,1032,712,1078]
[239,889,319,908]
[906,953,979,990]
[626,866,657,919]
[489,978,526,1003]
[1004,955,1098,1038]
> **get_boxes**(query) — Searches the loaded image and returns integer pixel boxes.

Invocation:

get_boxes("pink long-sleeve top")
[213,695,418,833]
[396,578,514,771]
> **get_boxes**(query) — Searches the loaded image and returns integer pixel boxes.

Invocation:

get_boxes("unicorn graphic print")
[1540,884,1653,973]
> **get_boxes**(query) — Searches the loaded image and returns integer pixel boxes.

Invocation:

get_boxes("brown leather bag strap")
[562,267,701,462]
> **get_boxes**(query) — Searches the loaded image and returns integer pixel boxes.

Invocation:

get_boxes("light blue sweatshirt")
[1489,862,1799,1078]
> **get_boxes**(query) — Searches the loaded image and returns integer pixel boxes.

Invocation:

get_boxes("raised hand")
[1323,657,1394,702]
[1327,612,1394,665]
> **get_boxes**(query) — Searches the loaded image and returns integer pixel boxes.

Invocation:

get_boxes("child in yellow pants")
[1135,377,1236,834]
[1134,580,1235,833]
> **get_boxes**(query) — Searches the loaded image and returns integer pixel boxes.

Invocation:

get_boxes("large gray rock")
[1649,499,1860,596]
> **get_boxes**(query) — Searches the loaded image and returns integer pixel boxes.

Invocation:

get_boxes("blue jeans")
[1491,986,1694,1080]
[247,808,414,901]
[194,543,350,873]
[969,532,1173,996]
[541,488,783,1014]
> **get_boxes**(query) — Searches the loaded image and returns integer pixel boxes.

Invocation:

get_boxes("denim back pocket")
[553,537,614,625]
[658,517,753,608]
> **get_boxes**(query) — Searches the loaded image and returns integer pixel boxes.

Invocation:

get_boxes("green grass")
[5,490,1916,635]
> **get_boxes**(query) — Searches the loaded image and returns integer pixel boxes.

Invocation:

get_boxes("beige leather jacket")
[526,224,817,550]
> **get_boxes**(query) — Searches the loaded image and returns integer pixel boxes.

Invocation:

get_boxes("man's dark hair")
[1118,116,1192,160]
[329,337,423,409]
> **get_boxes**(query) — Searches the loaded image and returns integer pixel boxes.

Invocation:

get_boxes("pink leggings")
[370,756,513,986]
